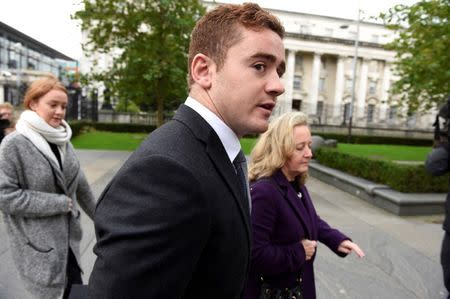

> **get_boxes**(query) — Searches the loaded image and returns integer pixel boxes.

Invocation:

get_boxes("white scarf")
[15,110,72,167]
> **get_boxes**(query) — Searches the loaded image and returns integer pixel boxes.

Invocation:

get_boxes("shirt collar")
[185,96,241,162]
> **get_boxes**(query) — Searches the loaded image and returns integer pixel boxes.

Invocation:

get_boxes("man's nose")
[267,72,285,96]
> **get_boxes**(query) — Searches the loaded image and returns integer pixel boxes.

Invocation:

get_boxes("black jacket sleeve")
[425,144,449,176]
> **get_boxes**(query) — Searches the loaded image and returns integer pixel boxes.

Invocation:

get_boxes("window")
[389,106,397,120]
[345,78,353,90]
[370,60,381,72]
[8,49,19,69]
[344,103,351,121]
[7,59,17,68]
[292,99,302,111]
[293,75,301,90]
[300,25,310,34]
[27,56,38,70]
[316,101,324,117]
[369,81,377,95]
[367,104,375,122]
[320,56,327,70]
[295,55,303,70]
[319,78,325,92]
[325,28,333,36]
[371,34,379,43]
[0,37,6,67]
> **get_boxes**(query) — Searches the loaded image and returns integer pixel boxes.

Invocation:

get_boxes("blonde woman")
[0,75,95,299]
[244,111,364,299]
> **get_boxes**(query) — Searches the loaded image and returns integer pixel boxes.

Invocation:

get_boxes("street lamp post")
[342,2,361,143]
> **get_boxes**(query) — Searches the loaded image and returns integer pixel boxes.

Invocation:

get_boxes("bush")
[115,99,140,113]
[314,147,449,193]
[312,132,433,146]
[68,121,156,137]
[69,121,89,137]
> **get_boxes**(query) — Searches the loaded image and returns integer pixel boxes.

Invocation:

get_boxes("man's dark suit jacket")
[88,104,251,298]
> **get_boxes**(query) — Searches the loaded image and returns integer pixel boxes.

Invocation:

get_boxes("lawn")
[72,131,148,151]
[336,143,431,161]
[241,137,258,155]
[72,132,431,162]
[72,132,257,153]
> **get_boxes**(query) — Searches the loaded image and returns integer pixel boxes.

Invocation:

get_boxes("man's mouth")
[259,102,275,111]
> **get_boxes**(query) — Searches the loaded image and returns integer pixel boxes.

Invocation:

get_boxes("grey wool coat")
[0,132,96,299]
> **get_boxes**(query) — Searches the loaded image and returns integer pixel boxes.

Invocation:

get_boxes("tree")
[380,0,450,112]
[74,0,206,126]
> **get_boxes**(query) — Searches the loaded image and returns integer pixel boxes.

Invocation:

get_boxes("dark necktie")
[233,150,251,212]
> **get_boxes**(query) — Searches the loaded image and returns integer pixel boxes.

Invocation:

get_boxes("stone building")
[0,21,76,106]
[204,1,435,131]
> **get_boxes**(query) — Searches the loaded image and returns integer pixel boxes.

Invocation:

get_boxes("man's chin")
[249,121,270,135]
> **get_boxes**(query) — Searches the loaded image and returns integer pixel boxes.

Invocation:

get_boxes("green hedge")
[314,147,449,193]
[312,132,433,146]
[68,121,156,137]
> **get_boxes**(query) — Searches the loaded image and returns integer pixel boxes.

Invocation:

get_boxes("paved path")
[0,149,447,298]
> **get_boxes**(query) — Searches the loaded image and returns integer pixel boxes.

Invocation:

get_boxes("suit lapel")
[173,105,251,244]
[206,137,251,220]
[273,171,313,238]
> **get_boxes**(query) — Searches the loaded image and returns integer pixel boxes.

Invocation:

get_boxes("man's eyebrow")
[249,52,277,62]
[249,52,286,74]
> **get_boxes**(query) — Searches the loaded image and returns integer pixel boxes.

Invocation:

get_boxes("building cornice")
[285,32,385,49]
[0,21,75,61]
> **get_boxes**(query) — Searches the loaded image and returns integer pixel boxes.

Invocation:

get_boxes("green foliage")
[312,132,433,146]
[74,0,206,126]
[315,147,449,193]
[380,0,450,112]
[115,98,140,113]
[68,121,156,137]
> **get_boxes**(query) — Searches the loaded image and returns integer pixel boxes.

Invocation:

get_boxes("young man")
[88,3,286,298]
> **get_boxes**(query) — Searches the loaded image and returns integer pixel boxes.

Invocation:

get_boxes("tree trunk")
[156,86,164,127]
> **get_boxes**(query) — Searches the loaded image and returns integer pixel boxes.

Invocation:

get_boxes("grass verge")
[336,143,431,161]
[72,131,148,151]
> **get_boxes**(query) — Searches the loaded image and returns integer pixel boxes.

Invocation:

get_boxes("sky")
[0,0,420,61]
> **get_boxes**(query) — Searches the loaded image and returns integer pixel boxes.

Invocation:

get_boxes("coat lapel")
[273,171,313,238]
[299,185,318,239]
[173,105,251,244]
[26,138,70,195]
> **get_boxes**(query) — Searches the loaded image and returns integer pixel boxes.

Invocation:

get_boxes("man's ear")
[190,53,213,89]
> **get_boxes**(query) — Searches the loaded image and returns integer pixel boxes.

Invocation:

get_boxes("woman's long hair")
[249,111,309,185]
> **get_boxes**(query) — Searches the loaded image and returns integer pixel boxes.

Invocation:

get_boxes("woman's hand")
[68,198,73,212]
[338,240,365,257]
[301,239,317,260]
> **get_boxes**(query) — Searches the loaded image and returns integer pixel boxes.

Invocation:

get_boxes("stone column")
[379,61,391,121]
[333,55,345,120]
[309,52,321,115]
[356,58,369,119]
[281,49,296,115]
[0,85,4,104]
